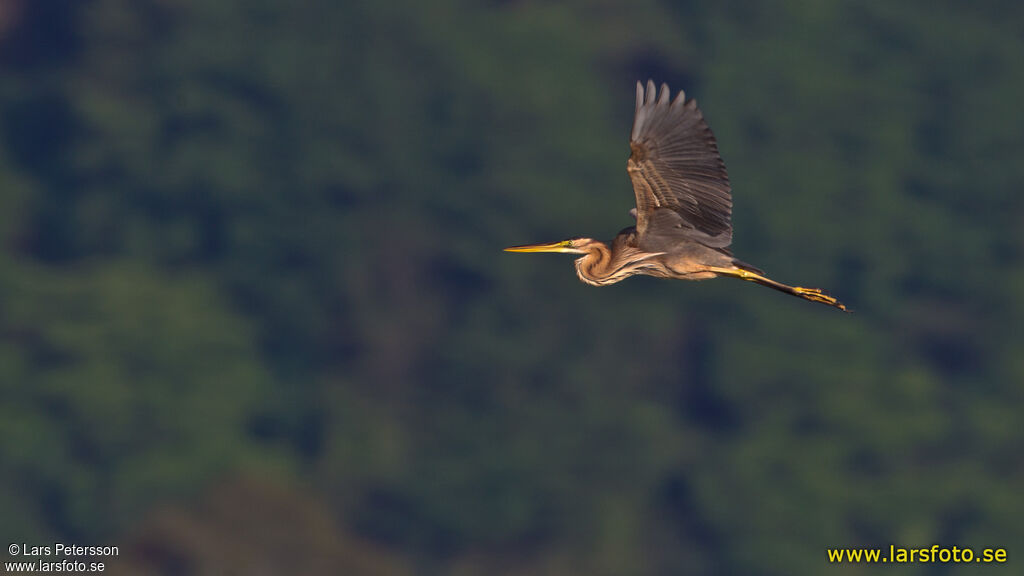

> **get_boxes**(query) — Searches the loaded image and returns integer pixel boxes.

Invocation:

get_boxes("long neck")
[573,242,620,286]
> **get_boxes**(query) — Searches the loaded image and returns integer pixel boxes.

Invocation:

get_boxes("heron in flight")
[505,80,846,311]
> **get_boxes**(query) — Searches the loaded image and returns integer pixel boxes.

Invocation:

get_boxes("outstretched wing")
[628,80,732,249]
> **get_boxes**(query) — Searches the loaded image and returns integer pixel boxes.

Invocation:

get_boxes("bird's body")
[568,228,725,286]
[506,81,846,311]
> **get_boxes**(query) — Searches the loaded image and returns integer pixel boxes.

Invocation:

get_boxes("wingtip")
[636,80,683,107]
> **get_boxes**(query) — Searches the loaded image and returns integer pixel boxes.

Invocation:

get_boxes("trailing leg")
[708,266,847,311]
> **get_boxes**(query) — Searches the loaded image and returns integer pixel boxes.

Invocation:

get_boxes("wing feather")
[627,81,732,249]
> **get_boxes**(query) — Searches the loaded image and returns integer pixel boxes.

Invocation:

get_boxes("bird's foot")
[792,286,848,312]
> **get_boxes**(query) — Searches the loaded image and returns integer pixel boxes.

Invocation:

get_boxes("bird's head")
[503,238,599,255]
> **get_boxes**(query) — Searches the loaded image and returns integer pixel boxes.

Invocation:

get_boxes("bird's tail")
[712,262,848,311]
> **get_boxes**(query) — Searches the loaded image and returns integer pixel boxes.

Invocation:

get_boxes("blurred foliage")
[109,476,411,576]
[0,261,277,539]
[0,0,1022,575]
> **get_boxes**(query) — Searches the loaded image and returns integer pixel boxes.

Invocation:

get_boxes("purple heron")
[505,80,847,311]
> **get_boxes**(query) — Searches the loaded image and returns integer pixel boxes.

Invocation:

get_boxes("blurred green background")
[1,1,1022,574]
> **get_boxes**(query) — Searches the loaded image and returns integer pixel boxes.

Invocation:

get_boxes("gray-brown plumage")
[506,80,846,311]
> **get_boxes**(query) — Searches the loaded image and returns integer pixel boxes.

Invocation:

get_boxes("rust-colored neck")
[574,242,621,286]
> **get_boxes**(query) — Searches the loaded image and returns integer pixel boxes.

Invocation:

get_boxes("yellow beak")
[504,240,582,254]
